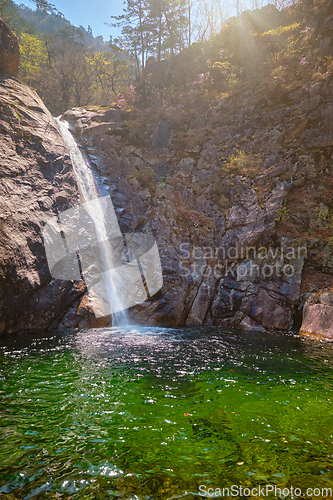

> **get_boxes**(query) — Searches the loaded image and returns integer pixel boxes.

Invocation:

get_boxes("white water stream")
[54,118,128,325]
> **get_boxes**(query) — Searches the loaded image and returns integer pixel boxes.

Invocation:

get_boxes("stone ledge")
[300,303,333,338]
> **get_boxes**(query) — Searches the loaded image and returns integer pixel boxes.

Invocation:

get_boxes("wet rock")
[249,288,292,330]
[211,283,243,322]
[186,276,216,325]
[132,285,188,326]
[217,310,245,328]
[239,315,265,331]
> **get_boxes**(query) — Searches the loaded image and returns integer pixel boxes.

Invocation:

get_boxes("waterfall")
[54,117,128,326]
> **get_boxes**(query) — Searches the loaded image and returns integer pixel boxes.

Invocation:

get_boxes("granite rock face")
[0,19,20,77]
[58,104,314,332]
[0,77,83,335]
[1,0,333,335]
[2,68,331,334]
[300,290,333,338]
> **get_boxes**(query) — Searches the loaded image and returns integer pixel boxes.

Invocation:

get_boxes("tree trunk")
[188,0,191,47]
[158,10,162,62]
[139,0,146,106]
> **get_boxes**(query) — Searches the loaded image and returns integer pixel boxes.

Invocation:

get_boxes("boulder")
[249,288,292,330]
[300,303,333,338]
[300,290,333,338]
[0,18,20,77]
[319,292,333,306]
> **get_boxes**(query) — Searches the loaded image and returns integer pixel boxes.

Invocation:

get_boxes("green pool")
[1,327,333,499]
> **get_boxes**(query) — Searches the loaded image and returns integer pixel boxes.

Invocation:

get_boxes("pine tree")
[111,0,150,73]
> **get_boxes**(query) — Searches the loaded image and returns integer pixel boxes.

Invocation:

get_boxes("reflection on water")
[1,327,333,499]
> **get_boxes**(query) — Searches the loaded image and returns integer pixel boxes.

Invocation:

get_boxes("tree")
[147,0,164,61]
[29,0,52,13]
[111,0,190,66]
[17,24,134,114]
[0,0,37,34]
[111,0,150,72]
[193,0,231,42]
[19,32,48,83]
[162,0,187,56]
[46,26,86,109]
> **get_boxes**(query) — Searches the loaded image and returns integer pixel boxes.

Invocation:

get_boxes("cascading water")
[54,117,128,326]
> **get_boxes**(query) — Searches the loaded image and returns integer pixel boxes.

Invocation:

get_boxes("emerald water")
[1,327,333,499]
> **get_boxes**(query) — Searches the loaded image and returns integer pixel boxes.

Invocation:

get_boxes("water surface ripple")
[1,327,333,499]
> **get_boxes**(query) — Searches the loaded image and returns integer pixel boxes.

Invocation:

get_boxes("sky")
[17,0,125,40]
[16,0,275,41]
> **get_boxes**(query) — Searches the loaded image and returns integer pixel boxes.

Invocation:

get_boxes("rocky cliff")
[54,0,333,333]
[0,76,83,335]
[0,5,333,336]
[56,102,306,331]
